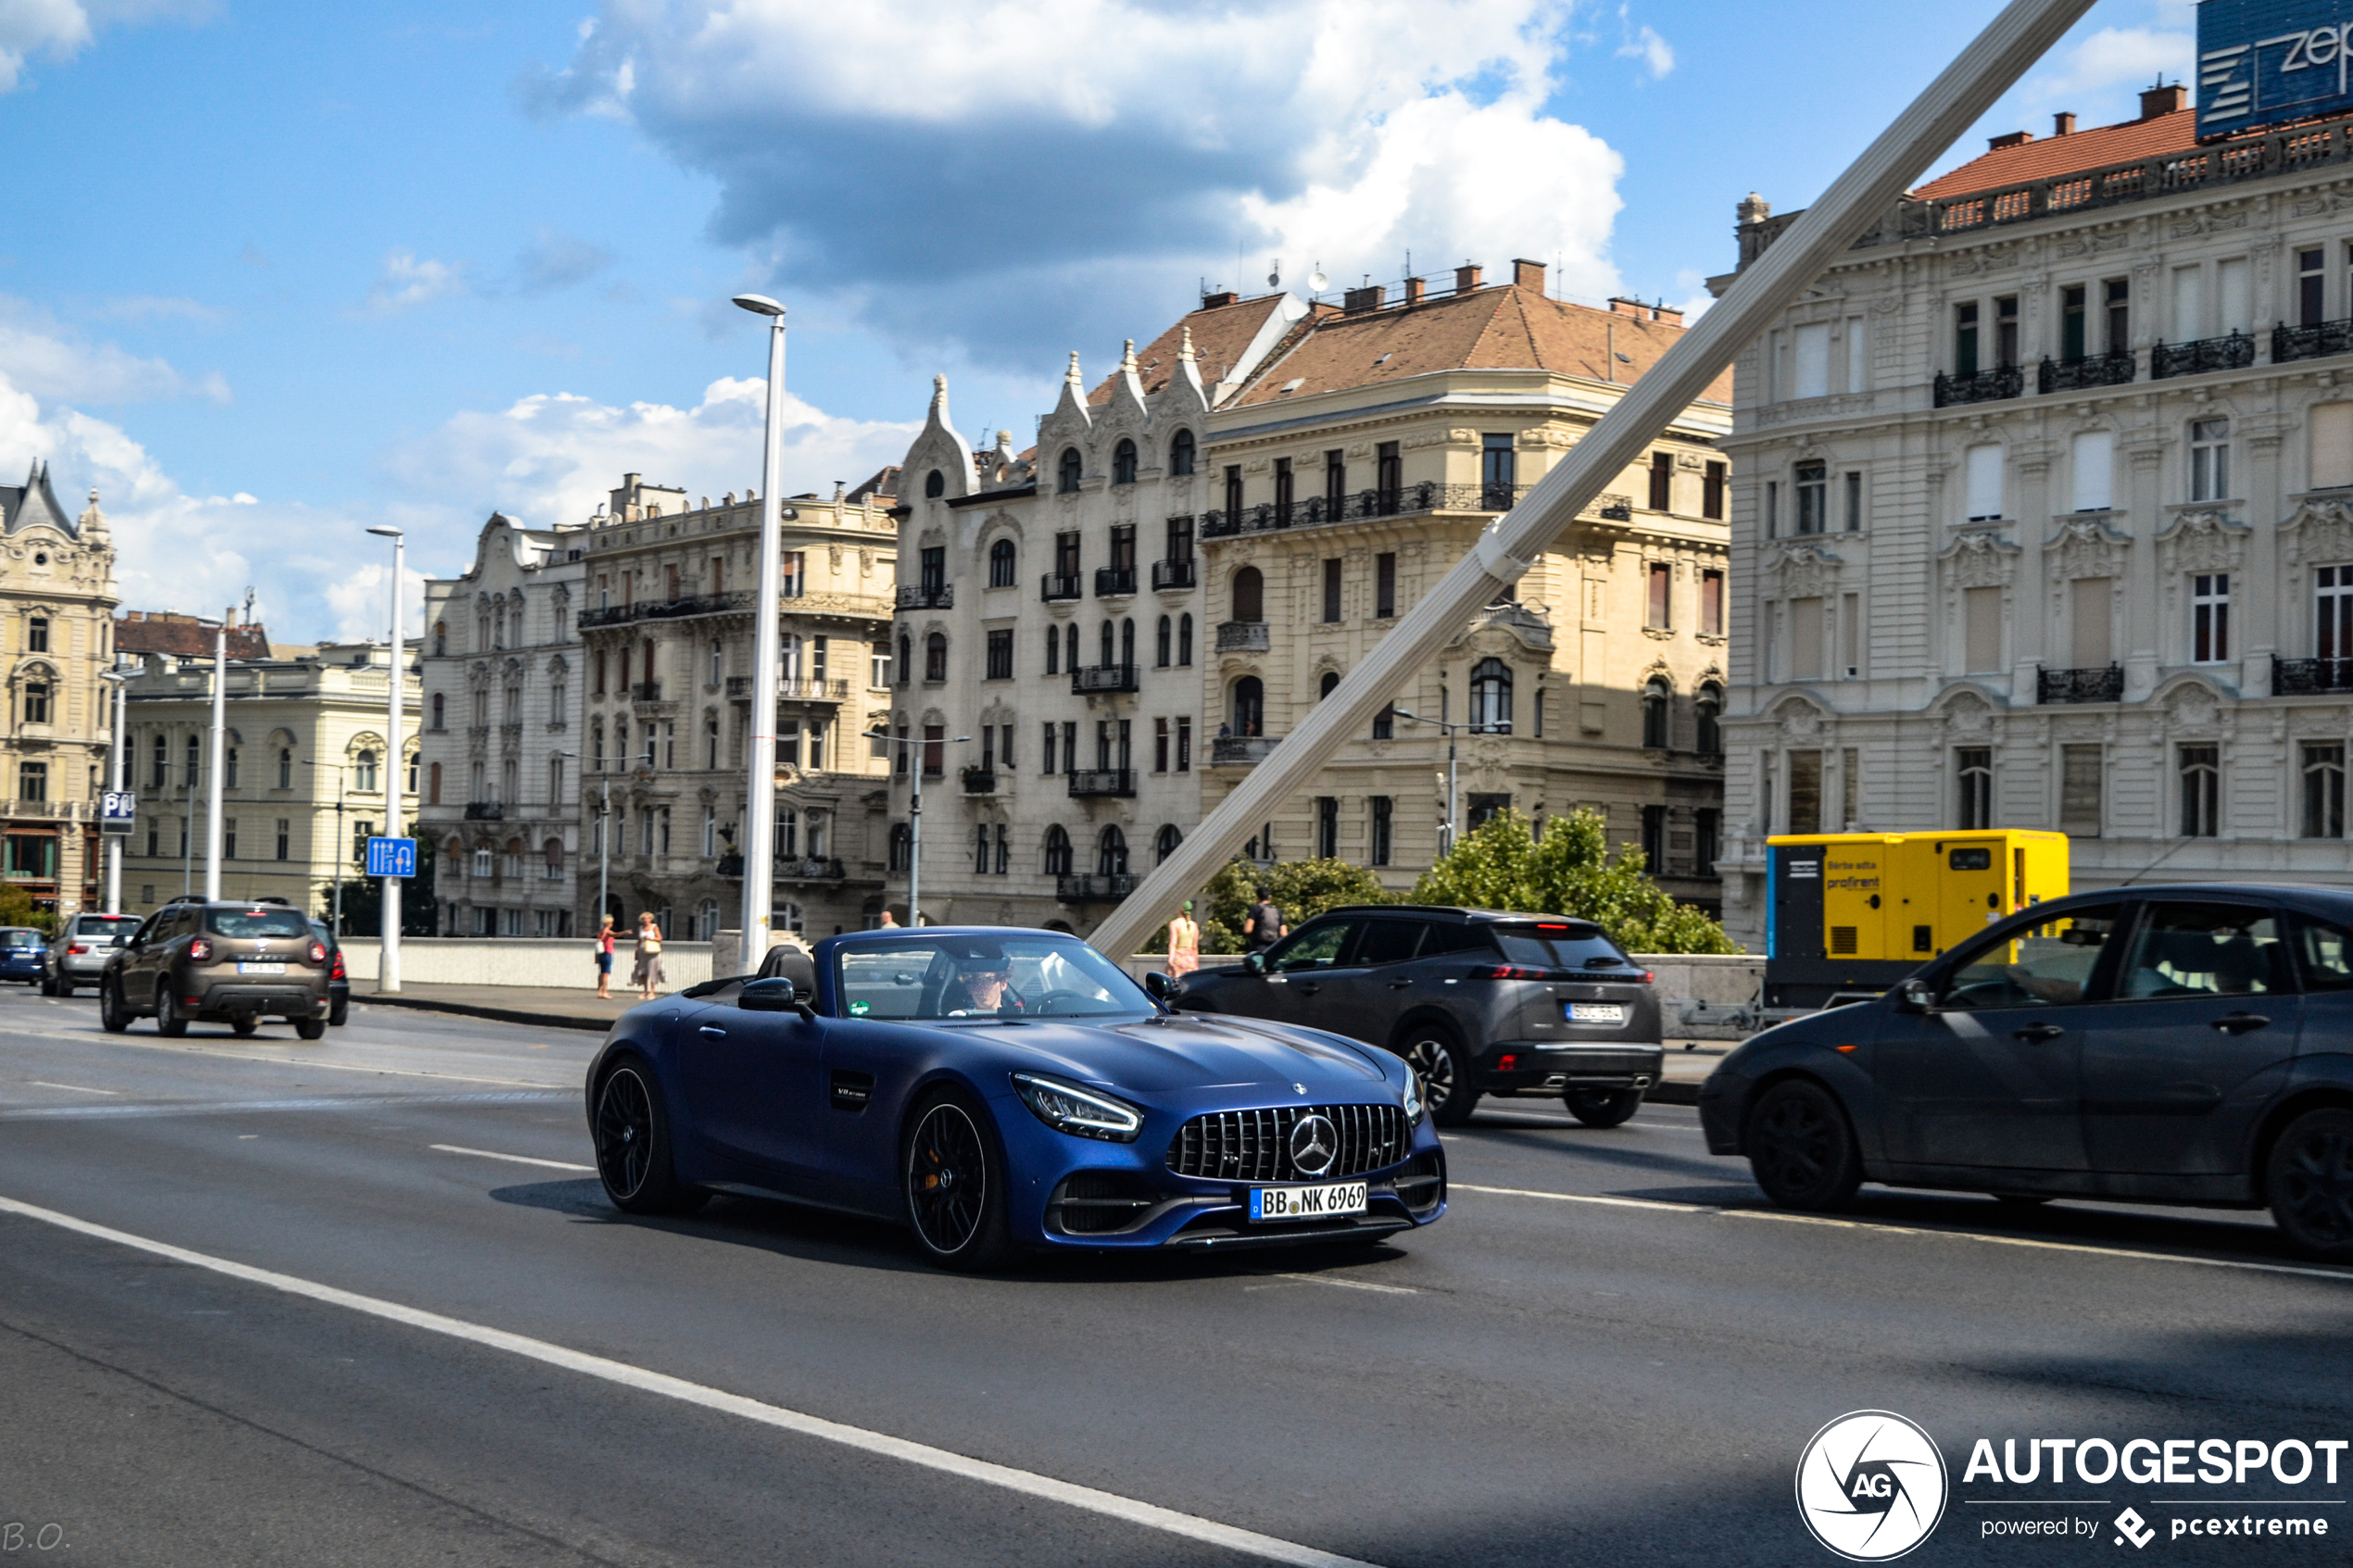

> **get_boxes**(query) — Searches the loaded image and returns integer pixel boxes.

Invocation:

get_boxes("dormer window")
[1058,448,1083,494]
[1169,430,1196,476]
[1113,438,1138,485]
[925,469,945,499]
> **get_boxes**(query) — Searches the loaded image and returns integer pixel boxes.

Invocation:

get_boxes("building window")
[1695,684,1722,755]
[2321,565,2353,660]
[1153,718,1169,772]
[1322,558,1342,622]
[1043,824,1072,876]
[1043,625,1060,675]
[26,616,46,653]
[1648,452,1672,511]
[2180,745,2221,837]
[1375,552,1396,619]
[988,539,1016,588]
[1994,295,2019,366]
[1111,437,1139,486]
[1230,676,1264,737]
[1369,797,1392,866]
[781,550,805,597]
[2192,573,2231,664]
[1176,613,1193,666]
[1466,793,1510,831]
[1154,616,1171,667]
[274,818,291,860]
[2301,247,2327,327]
[985,629,1013,680]
[21,683,48,724]
[925,633,949,683]
[1481,433,1516,508]
[1646,562,1671,629]
[1231,565,1264,623]
[1316,797,1339,859]
[1956,747,1993,830]
[1793,460,1826,534]
[1169,430,1195,476]
[1787,750,1823,834]
[2308,744,2348,838]
[1468,658,1512,734]
[1965,444,2003,521]
[1058,448,1082,494]
[1843,470,1864,531]
[354,749,379,792]
[1642,678,1670,749]
[18,761,44,802]
[1702,460,1726,521]
[1954,301,1980,377]
[1699,569,1725,638]
[2190,417,2231,501]
[1641,805,1667,871]
[1376,441,1401,506]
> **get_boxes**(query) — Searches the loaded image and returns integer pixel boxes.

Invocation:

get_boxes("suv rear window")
[206,908,313,938]
[74,915,140,938]
[1491,925,1635,971]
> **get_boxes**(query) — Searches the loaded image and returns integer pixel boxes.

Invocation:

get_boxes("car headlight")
[1011,1073,1144,1143]
[1401,1070,1426,1124]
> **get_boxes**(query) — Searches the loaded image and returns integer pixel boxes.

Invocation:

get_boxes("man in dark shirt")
[1243,885,1287,951]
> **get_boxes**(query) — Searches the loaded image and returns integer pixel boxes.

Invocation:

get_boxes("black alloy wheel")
[904,1093,1010,1269]
[2268,1108,2353,1261]
[1401,1027,1478,1126]
[591,1058,707,1216]
[1744,1079,1862,1210]
[155,983,188,1038]
[99,977,130,1034]
[1565,1087,1644,1128]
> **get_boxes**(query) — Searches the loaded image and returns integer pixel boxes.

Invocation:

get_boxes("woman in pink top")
[594,915,615,999]
[1166,900,1200,978]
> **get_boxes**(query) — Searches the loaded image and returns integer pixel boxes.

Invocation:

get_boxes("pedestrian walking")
[594,914,615,999]
[1243,885,1286,951]
[878,909,899,928]
[1166,901,1200,978]
[631,911,666,999]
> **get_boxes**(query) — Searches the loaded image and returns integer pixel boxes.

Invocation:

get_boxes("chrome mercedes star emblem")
[1289,1113,1339,1176]
[1293,1083,1306,1095]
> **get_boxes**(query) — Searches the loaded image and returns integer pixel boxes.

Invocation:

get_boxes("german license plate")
[1568,1002,1626,1022]
[1249,1182,1367,1222]
[237,961,285,975]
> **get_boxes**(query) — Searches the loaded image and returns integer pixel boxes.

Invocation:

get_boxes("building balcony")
[1932,364,2023,408]
[725,675,752,698]
[2038,351,2135,394]
[778,678,849,702]
[2274,655,2353,695]
[1199,482,1541,539]
[776,856,846,882]
[2037,664,2123,705]
[1151,557,1196,591]
[631,682,661,702]
[896,583,953,610]
[579,591,753,629]
[1215,621,1270,652]
[1067,769,1135,798]
[961,766,997,795]
[1041,573,1084,602]
[1071,662,1139,695]
[2274,318,2353,366]
[1094,566,1137,596]
[1211,734,1279,766]
[463,801,505,821]
[2152,331,2255,381]
[1056,872,1136,903]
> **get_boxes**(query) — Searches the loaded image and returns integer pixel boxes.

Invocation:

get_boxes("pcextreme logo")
[1796,1411,1951,1562]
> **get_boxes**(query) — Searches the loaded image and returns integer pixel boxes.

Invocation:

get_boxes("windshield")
[1491,925,1633,970]
[205,907,313,939]
[834,935,1150,1021]
[74,915,141,939]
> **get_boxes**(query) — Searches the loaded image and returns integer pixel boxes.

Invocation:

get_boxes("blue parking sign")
[365,836,417,878]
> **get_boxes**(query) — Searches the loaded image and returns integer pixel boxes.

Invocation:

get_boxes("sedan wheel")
[2268,1108,2353,1261]
[99,978,130,1034]
[1565,1087,1644,1128]
[904,1094,1009,1270]
[1402,1029,1478,1126]
[155,984,188,1038]
[1744,1079,1862,1210]
[54,978,72,998]
[591,1058,707,1216]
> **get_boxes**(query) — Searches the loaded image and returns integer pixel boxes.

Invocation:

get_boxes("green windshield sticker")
[849,999,871,1016]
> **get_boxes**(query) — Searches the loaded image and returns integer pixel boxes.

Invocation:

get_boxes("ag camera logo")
[1796,1411,1949,1561]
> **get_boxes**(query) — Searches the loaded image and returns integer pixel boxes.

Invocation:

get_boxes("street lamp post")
[867,729,966,927]
[300,760,346,933]
[733,292,787,969]
[1390,708,1465,859]
[552,750,582,935]
[365,526,405,993]
[205,615,227,901]
[99,662,132,914]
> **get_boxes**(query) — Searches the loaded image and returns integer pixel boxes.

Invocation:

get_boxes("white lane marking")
[27,1081,120,1096]
[0,1195,1384,1568]
[430,1144,594,1173]
[1265,1271,1416,1296]
[1455,1183,2353,1286]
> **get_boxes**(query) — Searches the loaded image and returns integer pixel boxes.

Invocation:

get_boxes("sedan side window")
[1939,904,2124,1010]
[2117,904,2289,999]
[2293,917,2353,991]
[1271,922,1357,972]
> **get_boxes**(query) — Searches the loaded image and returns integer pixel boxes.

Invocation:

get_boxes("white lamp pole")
[204,616,227,901]
[733,293,787,971]
[100,663,132,914]
[367,526,406,993]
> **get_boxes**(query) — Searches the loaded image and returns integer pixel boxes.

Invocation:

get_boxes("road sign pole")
[105,662,127,914]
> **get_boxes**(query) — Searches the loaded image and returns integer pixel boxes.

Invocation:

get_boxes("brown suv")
[99,897,332,1039]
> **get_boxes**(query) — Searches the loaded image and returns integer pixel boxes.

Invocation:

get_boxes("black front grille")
[1395,1151,1444,1215]
[1166,1103,1409,1182]
[1048,1172,1161,1236]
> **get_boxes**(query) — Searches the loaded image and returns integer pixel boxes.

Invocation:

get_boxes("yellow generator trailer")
[1763,830,2070,1009]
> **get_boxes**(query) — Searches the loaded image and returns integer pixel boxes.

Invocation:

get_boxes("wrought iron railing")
[1067,769,1135,798]
[1933,364,2024,407]
[1211,735,1279,766]
[579,591,752,629]
[724,676,752,697]
[1071,663,1139,695]
[463,801,504,820]
[775,857,845,881]
[2275,655,2353,694]
[2037,664,2123,704]
[2152,330,2255,380]
[1094,566,1137,596]
[1199,482,1536,538]
[2273,318,2353,365]
[896,583,953,609]
[1041,573,1083,601]
[1151,558,1196,590]
[1056,872,1136,902]
[960,767,997,795]
[1215,621,1270,652]
[2038,351,2136,394]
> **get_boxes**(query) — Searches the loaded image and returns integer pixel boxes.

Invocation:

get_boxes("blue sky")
[0,0,2196,641]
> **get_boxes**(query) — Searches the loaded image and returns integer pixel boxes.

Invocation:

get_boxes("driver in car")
[945,958,1026,1017]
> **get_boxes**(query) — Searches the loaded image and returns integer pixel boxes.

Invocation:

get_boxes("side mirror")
[1894,979,1935,1014]
[1142,971,1175,1002]
[740,977,815,1020]
[1241,952,1266,976]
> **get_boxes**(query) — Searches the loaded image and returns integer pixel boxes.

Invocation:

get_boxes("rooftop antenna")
[1308,261,1327,293]
[1267,257,1282,288]
[241,585,256,627]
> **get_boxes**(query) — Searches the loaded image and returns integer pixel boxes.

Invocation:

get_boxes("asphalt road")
[1,986,2349,1566]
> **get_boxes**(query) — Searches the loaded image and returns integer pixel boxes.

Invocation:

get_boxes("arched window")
[355,749,380,792]
[1063,623,1079,673]
[545,837,564,876]
[1100,620,1116,668]
[503,838,525,880]
[590,719,604,772]
[1044,824,1073,876]
[925,469,945,499]
[1642,677,1672,749]
[1319,671,1340,699]
[888,822,911,872]
[1469,659,1513,734]
[1155,615,1172,667]
[1695,683,1723,756]
[432,621,447,657]
[1169,430,1196,476]
[925,633,948,682]
[1045,624,1060,674]
[1232,566,1264,622]
[988,538,1016,588]
[1098,823,1128,876]
[185,734,199,785]
[1119,618,1135,668]
[1231,676,1265,736]
[1057,448,1083,494]
[430,692,446,732]
[1177,613,1193,666]
[428,761,443,805]
[277,748,292,789]
[150,734,167,788]
[897,633,911,686]
[1155,823,1182,863]
[1112,438,1138,485]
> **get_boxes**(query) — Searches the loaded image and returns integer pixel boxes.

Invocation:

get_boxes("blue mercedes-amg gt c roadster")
[584,927,1446,1268]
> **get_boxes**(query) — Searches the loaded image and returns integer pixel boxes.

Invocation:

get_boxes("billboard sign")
[2200,0,2353,137]
[364,836,417,878]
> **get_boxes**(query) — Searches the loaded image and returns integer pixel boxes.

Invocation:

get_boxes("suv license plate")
[1249,1182,1366,1222]
[237,961,286,975]
[1568,1002,1626,1022]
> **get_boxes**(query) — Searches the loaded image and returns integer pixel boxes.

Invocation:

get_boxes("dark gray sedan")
[1698,884,2353,1260]
[1173,905,1665,1126]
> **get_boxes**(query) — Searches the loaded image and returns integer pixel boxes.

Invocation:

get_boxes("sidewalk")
[352,983,644,1033]
[1651,1040,1730,1105]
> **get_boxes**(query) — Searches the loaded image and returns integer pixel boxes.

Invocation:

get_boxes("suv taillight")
[187,937,211,962]
[331,951,345,980]
[309,940,328,964]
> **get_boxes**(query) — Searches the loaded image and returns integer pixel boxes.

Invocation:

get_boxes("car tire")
[1400,1025,1478,1126]
[591,1056,708,1216]
[294,1018,327,1041]
[55,979,71,998]
[155,983,188,1038]
[231,1016,259,1037]
[1744,1079,1862,1210]
[1565,1087,1644,1128]
[2266,1107,2353,1261]
[330,997,348,1027]
[37,972,53,997]
[903,1089,1012,1271]
[99,977,130,1034]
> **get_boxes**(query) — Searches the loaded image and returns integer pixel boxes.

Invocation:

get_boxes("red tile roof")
[117,611,271,660]
[1915,107,2200,200]
[1086,293,1296,406]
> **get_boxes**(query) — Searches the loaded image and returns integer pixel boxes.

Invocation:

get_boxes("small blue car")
[0,926,48,984]
[584,927,1445,1268]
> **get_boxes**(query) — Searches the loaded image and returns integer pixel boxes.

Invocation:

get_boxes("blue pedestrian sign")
[365,836,417,878]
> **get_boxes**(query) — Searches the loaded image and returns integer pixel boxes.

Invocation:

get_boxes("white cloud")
[96,295,224,325]
[362,249,469,315]
[0,0,208,92]
[1617,19,1672,80]
[0,295,228,404]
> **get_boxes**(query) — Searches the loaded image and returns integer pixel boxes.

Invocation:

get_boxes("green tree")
[1410,808,1736,955]
[0,881,57,935]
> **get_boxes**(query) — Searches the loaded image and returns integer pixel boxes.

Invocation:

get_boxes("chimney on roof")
[1652,303,1684,326]
[1343,282,1386,314]
[1403,275,1425,305]
[1737,191,1770,227]
[2053,111,2076,136]
[1512,258,1546,293]
[1202,289,1239,308]
[1454,263,1482,295]
[1609,297,1648,319]
[1988,130,2032,150]
[2139,80,2187,120]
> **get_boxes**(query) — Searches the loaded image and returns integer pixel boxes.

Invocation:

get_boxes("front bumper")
[1695,1069,1747,1154]
[1477,1042,1665,1095]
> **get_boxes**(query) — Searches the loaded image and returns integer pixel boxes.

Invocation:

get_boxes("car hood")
[983,1012,1390,1097]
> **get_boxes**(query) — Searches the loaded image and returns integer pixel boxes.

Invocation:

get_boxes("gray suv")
[99,897,332,1039]
[1173,906,1665,1126]
[43,911,144,996]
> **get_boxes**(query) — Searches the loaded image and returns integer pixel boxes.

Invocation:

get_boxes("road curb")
[355,994,614,1034]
